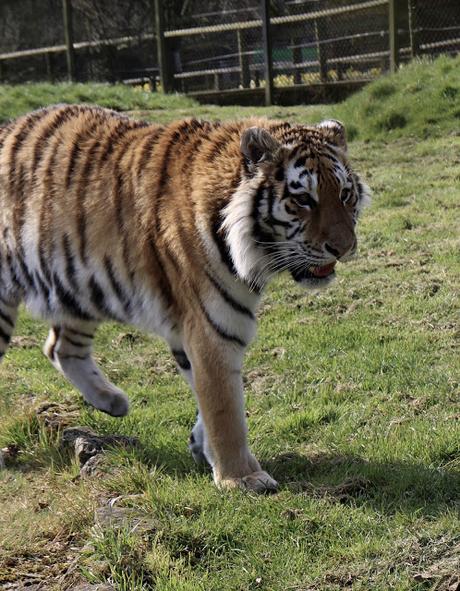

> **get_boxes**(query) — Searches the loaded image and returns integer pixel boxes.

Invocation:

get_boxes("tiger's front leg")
[185,326,278,493]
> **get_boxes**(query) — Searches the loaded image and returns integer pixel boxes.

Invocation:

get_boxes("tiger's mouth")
[290,262,336,283]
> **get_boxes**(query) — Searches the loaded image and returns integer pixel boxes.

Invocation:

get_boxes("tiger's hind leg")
[0,296,19,362]
[44,324,129,417]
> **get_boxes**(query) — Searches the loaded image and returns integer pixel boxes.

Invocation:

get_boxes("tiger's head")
[222,120,371,291]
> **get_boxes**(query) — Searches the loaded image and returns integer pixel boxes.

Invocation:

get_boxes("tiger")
[0,104,370,492]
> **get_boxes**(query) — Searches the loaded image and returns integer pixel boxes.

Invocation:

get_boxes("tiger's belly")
[2,223,179,343]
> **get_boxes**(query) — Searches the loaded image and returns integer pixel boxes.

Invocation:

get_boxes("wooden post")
[62,0,76,81]
[261,0,274,106]
[153,0,174,93]
[237,30,250,88]
[389,0,406,72]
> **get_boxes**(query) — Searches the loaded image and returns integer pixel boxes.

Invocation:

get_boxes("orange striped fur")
[0,105,370,491]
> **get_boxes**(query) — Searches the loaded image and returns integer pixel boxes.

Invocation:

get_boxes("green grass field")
[0,56,459,590]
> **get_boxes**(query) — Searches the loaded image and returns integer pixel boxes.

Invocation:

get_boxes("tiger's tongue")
[310,262,336,278]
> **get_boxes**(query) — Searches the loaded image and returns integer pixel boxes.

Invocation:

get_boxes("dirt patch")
[0,531,83,590]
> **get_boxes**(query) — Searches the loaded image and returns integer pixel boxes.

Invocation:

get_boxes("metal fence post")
[389,0,406,72]
[315,19,328,83]
[153,0,174,93]
[62,0,76,82]
[261,0,274,106]
[237,30,250,89]
[292,37,302,85]
[408,0,420,58]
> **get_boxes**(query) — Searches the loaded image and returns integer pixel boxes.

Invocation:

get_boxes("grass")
[0,55,459,590]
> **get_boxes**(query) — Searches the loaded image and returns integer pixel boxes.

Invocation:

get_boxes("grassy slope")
[0,56,459,590]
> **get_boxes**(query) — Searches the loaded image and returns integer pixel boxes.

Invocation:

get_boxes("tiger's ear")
[317,119,347,151]
[240,127,280,166]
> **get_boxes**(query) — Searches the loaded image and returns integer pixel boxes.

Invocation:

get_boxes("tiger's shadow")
[263,451,460,517]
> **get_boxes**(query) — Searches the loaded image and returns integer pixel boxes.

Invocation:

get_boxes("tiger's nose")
[324,243,340,258]
[324,239,356,260]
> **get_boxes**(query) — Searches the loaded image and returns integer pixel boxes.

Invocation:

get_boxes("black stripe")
[99,120,130,164]
[265,188,292,228]
[66,327,94,339]
[0,309,14,329]
[154,131,180,234]
[199,301,246,347]
[205,270,254,319]
[210,211,237,277]
[172,349,191,371]
[267,216,292,229]
[208,136,229,162]
[0,326,11,345]
[38,245,52,285]
[32,106,78,172]
[35,272,51,306]
[63,334,89,348]
[8,110,49,190]
[75,138,102,264]
[275,166,284,181]
[147,236,174,308]
[136,128,164,179]
[65,132,84,189]
[290,180,303,190]
[286,225,302,240]
[154,121,194,234]
[17,250,37,293]
[58,354,90,361]
[104,256,130,314]
[53,272,94,321]
[89,276,109,315]
[37,134,62,287]
[11,162,30,279]
[252,185,272,244]
[62,233,79,292]
[294,156,305,168]
[6,252,22,289]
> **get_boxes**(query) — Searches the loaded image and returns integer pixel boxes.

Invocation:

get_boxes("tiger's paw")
[87,389,130,417]
[217,470,279,494]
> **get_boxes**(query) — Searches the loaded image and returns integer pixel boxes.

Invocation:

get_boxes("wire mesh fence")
[0,0,459,103]
[407,0,460,58]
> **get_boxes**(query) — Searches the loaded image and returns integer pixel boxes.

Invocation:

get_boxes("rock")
[0,444,20,468]
[62,426,139,468]
[79,454,107,478]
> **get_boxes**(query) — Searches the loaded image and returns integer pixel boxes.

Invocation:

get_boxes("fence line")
[163,0,388,38]
[0,0,458,105]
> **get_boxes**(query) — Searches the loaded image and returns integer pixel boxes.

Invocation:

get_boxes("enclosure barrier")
[0,0,458,105]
